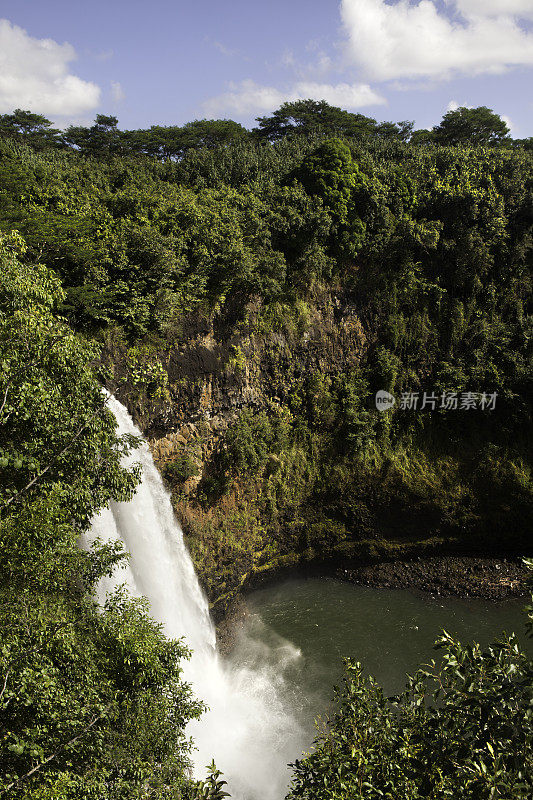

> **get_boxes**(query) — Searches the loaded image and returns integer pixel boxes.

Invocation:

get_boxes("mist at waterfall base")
[82,396,306,800]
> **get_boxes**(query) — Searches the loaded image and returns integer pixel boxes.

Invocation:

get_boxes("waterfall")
[83,396,305,800]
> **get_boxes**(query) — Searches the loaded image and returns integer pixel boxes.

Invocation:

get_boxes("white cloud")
[340,0,533,82]
[276,44,333,80]
[501,113,515,133]
[204,81,285,115]
[446,99,471,111]
[295,81,385,107]
[300,41,333,77]
[316,54,333,74]
[296,52,333,79]
[111,81,125,102]
[281,49,297,69]
[0,19,100,117]
[450,0,533,19]
[93,49,114,62]
[203,78,385,115]
[214,41,237,57]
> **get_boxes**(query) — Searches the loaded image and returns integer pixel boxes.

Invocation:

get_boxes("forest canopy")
[0,101,528,156]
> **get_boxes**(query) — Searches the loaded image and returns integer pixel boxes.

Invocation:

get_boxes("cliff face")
[105,287,372,608]
[106,285,531,617]
[124,288,365,435]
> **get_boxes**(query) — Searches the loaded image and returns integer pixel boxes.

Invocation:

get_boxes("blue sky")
[1,0,532,136]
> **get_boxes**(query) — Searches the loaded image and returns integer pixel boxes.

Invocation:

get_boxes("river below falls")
[225,577,531,776]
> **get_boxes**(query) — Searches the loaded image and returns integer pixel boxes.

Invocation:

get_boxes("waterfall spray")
[83,396,305,800]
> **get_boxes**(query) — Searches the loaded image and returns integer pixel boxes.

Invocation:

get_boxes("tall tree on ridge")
[433,106,510,146]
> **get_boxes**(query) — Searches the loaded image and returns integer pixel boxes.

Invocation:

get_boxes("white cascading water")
[82,396,306,800]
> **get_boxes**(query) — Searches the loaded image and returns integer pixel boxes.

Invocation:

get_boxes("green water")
[229,578,531,737]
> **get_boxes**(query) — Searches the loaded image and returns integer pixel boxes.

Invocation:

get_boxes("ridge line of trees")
[1,101,531,161]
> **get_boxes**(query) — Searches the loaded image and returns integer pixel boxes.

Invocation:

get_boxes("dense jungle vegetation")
[0,100,532,797]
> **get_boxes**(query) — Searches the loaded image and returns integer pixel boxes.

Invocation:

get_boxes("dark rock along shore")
[337,555,530,601]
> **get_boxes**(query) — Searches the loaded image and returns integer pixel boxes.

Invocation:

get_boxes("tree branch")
[2,393,113,511]
[3,421,91,509]
[0,670,10,704]
[1,710,106,795]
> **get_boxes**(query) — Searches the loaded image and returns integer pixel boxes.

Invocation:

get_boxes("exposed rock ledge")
[336,555,530,600]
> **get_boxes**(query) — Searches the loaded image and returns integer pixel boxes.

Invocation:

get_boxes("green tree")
[410,128,434,145]
[254,99,378,142]
[295,138,368,258]
[375,120,414,141]
[433,106,510,146]
[0,232,206,798]
[0,109,62,150]
[0,230,137,518]
[64,114,123,157]
[179,119,250,152]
